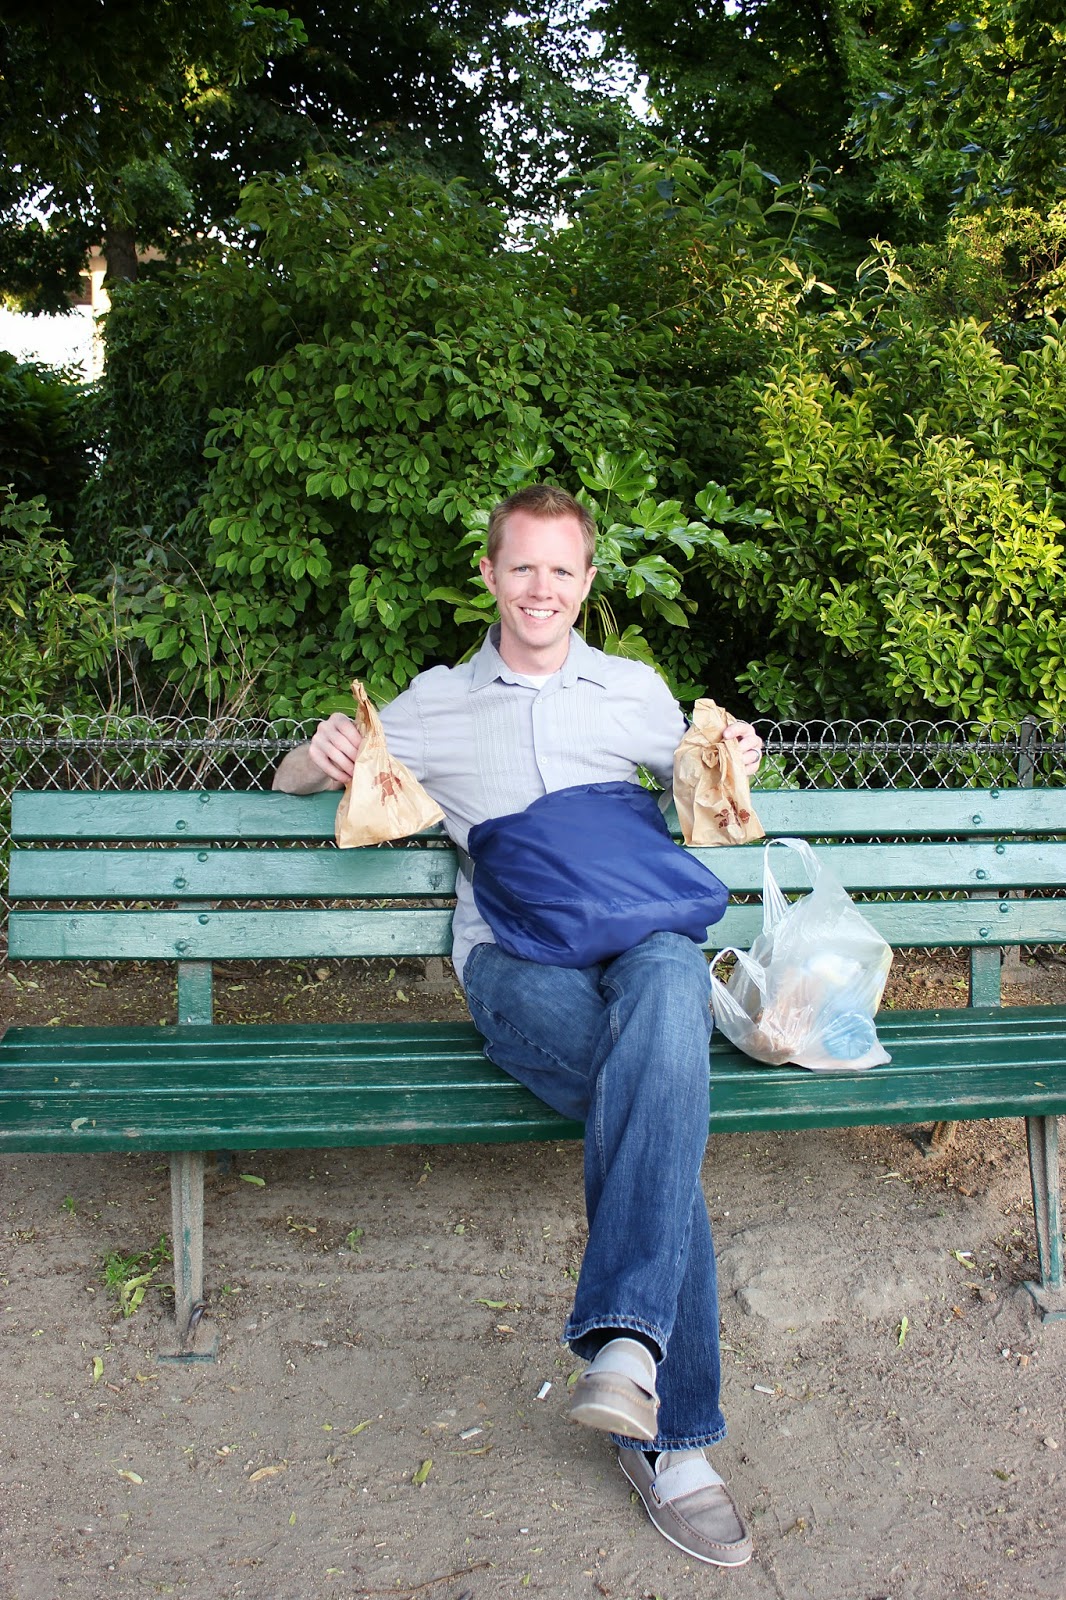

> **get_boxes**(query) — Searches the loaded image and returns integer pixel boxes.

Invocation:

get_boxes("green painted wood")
[8,845,459,900]
[7,906,458,960]
[9,897,1066,963]
[680,787,1066,838]
[1026,1116,1063,1290]
[2,1010,1065,1152]
[14,784,1066,845]
[970,946,1003,1007]
[177,961,213,1026]
[8,780,1066,1315]
[13,788,355,841]
[11,840,1066,902]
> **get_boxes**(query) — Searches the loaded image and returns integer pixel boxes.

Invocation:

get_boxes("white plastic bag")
[710,837,893,1072]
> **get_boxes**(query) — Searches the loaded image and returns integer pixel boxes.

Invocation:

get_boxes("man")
[273,484,763,1567]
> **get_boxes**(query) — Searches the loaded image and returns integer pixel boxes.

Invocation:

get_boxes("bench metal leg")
[160,1151,217,1361]
[1022,1115,1066,1322]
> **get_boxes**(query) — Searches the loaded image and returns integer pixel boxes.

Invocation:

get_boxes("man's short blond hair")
[487,484,597,568]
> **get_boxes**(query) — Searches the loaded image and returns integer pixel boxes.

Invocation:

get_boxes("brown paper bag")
[672,699,765,846]
[334,681,444,847]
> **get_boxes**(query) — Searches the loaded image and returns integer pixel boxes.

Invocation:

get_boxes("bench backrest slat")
[10,898,1066,963]
[9,846,460,900]
[9,907,458,961]
[14,786,1066,843]
[9,839,1066,902]
[10,788,343,841]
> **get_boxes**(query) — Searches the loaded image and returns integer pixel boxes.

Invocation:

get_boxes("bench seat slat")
[10,898,1066,962]
[11,840,1066,901]
[6,1005,1065,1062]
[14,786,1066,844]
[2,1011,1064,1151]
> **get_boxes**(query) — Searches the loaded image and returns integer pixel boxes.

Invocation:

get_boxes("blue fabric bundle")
[466,781,729,968]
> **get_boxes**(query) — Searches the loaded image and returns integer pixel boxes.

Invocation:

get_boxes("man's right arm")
[272,712,364,794]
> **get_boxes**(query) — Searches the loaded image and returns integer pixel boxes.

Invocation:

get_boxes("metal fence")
[1,711,1064,912]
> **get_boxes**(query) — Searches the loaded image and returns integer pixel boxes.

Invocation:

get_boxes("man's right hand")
[308,712,364,786]
[272,712,364,793]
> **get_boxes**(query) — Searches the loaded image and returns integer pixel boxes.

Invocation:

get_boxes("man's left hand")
[722,720,763,776]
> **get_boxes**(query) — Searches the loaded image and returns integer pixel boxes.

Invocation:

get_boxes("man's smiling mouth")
[521,608,554,619]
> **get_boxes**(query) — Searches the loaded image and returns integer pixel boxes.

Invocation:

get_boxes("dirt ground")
[1,951,1065,1600]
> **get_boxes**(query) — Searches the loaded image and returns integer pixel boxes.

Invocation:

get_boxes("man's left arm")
[640,674,762,789]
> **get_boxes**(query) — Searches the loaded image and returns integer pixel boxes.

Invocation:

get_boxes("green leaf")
[649,595,689,627]
[575,450,657,504]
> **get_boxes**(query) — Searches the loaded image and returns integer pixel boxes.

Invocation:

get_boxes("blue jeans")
[463,932,726,1453]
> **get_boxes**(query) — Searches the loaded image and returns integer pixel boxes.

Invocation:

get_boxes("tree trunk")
[102,221,139,287]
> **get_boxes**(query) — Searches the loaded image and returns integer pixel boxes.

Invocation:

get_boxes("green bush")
[109,159,725,713]
[0,488,115,713]
[0,353,97,539]
[707,264,1066,725]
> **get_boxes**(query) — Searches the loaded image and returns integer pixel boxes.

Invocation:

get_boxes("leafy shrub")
[0,353,97,538]
[709,265,1066,725]
[110,159,720,713]
[0,488,115,713]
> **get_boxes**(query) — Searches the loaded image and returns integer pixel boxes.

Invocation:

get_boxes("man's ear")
[581,565,597,601]
[479,554,497,595]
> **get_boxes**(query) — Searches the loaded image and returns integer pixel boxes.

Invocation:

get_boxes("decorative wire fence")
[2,713,1064,918]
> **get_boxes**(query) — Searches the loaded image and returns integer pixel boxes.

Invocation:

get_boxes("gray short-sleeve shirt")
[380,625,687,982]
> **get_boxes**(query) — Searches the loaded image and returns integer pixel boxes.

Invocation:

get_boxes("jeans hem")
[615,1422,728,1452]
[565,1312,668,1364]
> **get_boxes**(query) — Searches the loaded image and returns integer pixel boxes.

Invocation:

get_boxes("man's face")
[480,510,596,674]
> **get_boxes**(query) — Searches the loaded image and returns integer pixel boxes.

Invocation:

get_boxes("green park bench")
[3,784,1065,1359]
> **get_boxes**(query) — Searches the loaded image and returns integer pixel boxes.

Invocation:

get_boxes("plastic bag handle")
[708,946,766,990]
[760,836,821,936]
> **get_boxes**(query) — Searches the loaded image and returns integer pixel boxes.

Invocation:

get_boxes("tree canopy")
[0,0,303,307]
[3,0,1066,727]
[0,0,633,309]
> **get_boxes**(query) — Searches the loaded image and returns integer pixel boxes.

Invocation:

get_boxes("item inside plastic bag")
[710,837,893,1071]
[334,680,444,848]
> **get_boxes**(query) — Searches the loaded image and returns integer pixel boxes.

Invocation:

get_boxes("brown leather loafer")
[568,1337,659,1442]
[619,1447,753,1567]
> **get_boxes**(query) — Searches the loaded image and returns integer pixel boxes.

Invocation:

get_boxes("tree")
[593,0,968,254]
[0,354,97,535]
[853,0,1066,220]
[0,0,634,313]
[0,1,302,309]
[188,0,636,221]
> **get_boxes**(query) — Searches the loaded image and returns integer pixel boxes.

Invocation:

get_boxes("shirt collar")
[469,625,609,691]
